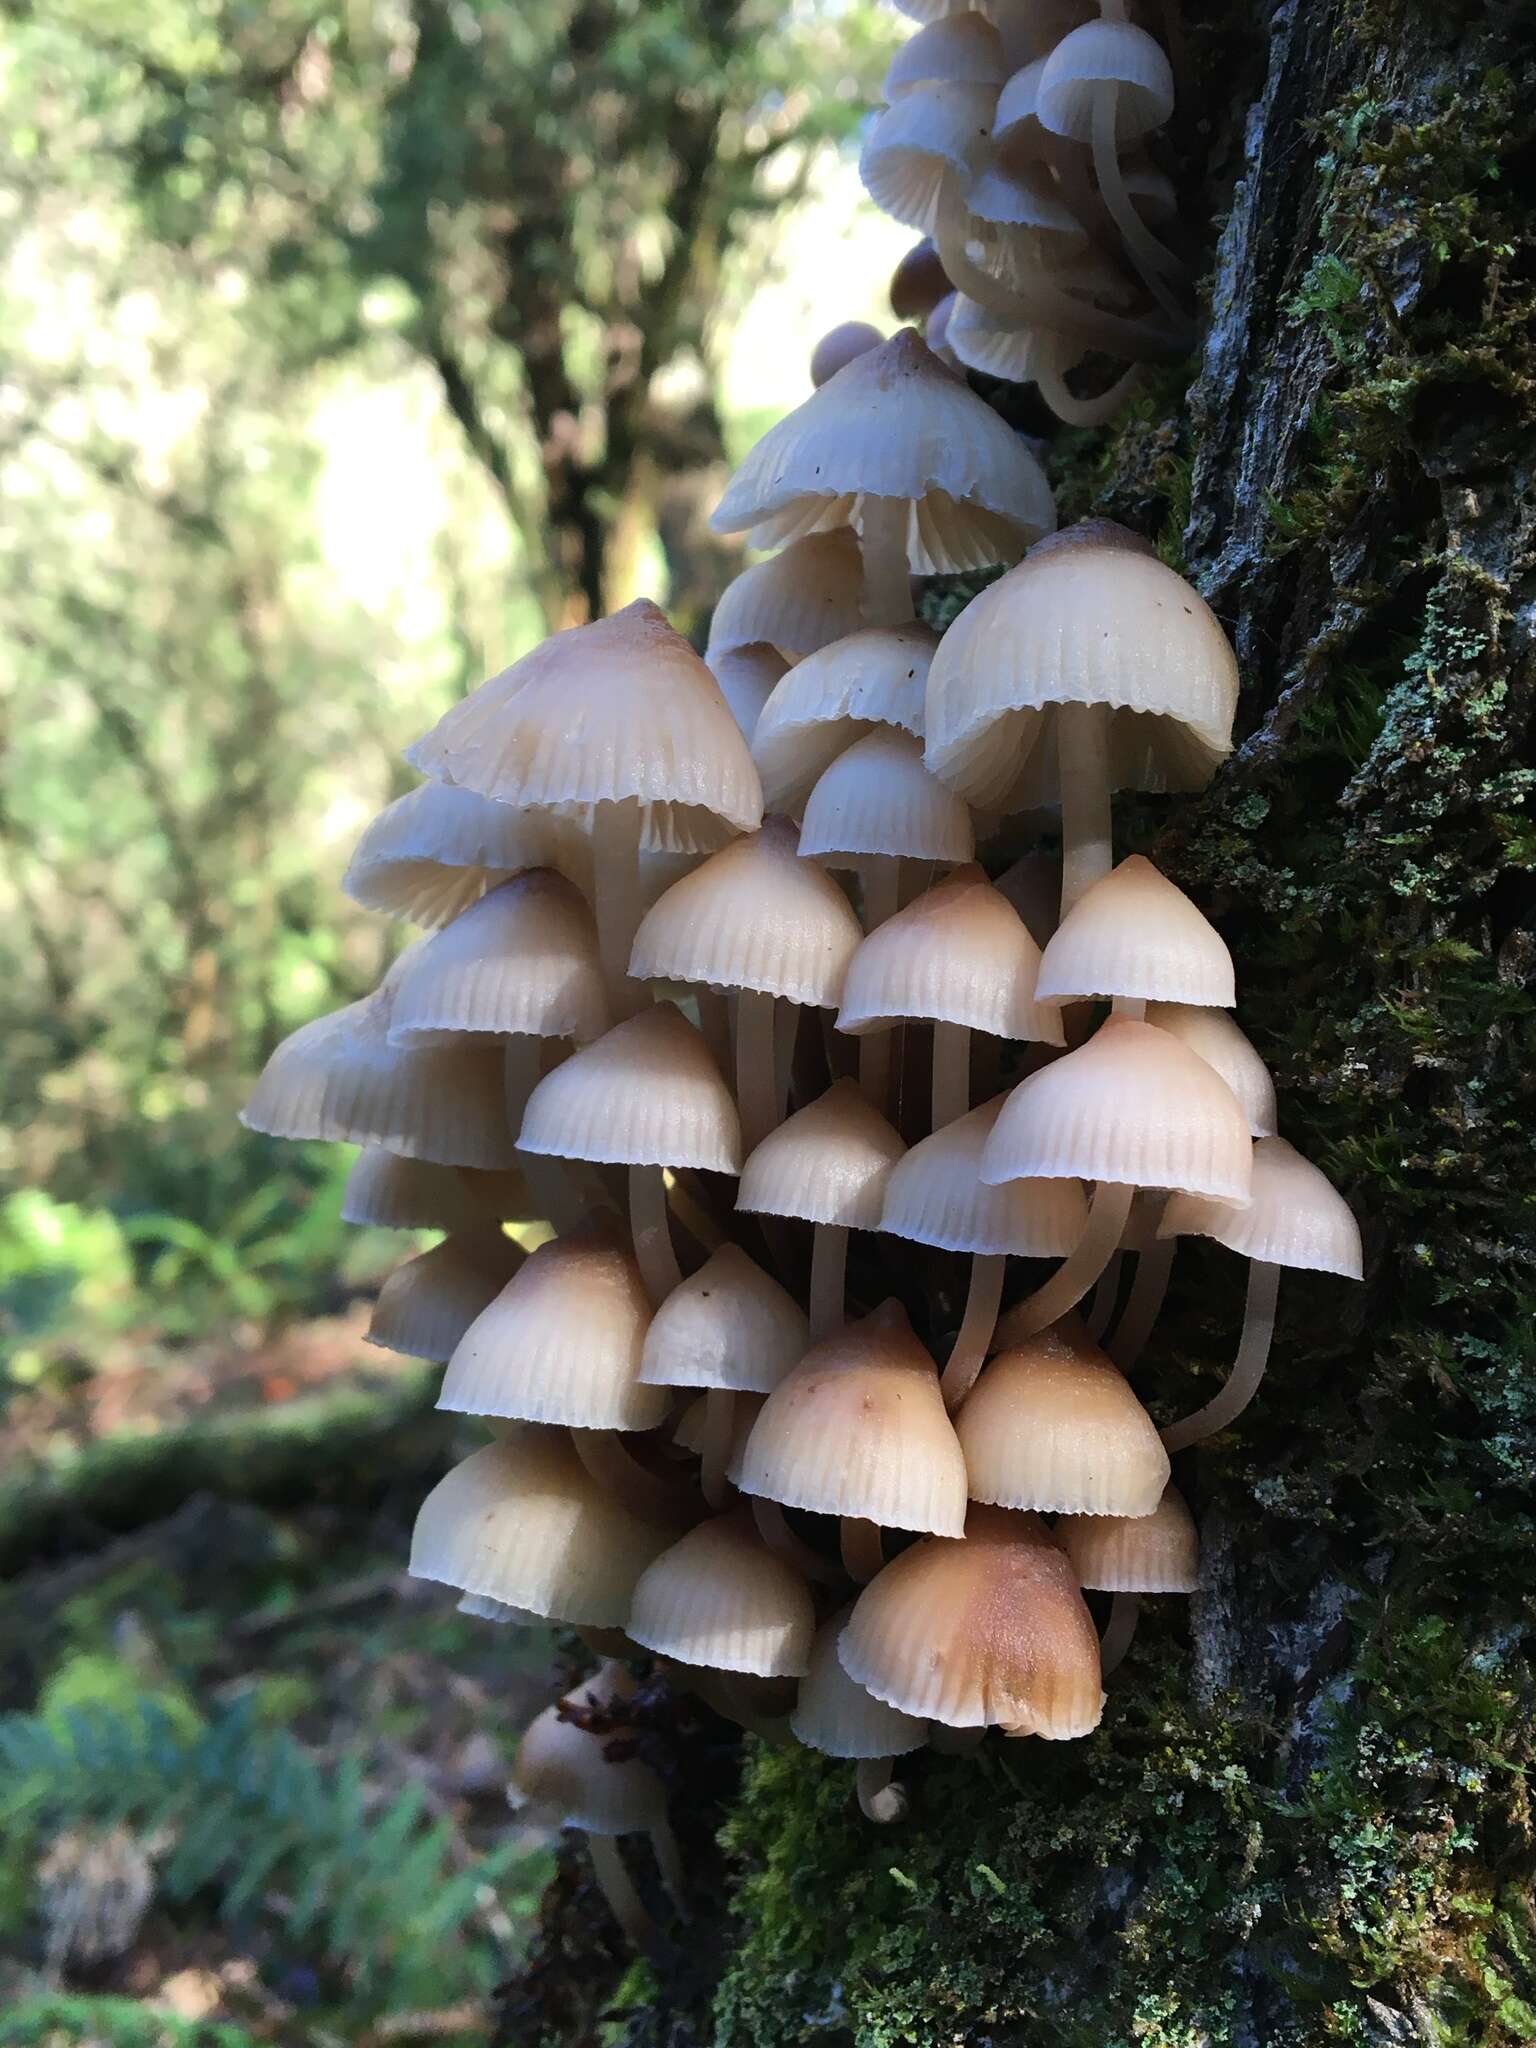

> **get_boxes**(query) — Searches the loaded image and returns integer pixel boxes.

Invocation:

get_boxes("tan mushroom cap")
[837,865,1063,1041]
[510,1665,667,1834]
[1038,19,1176,144]
[709,644,789,742]
[880,1096,1087,1257]
[639,1243,809,1394]
[799,728,975,867]
[629,817,863,1008]
[1145,1003,1277,1138]
[408,1427,674,1625]
[518,1002,742,1174]
[1160,1135,1362,1278]
[340,1149,527,1233]
[859,80,998,234]
[626,1514,816,1677]
[957,1322,1170,1516]
[711,331,1055,571]
[1035,856,1234,1008]
[439,1224,668,1431]
[751,624,938,815]
[406,599,763,854]
[737,1079,905,1228]
[791,1605,926,1759]
[241,968,519,1170]
[925,521,1238,809]
[838,1504,1104,1735]
[387,870,609,1049]
[341,781,595,928]
[733,1301,969,1536]
[1058,1484,1199,1594]
[366,1230,523,1365]
[885,13,1006,98]
[981,1015,1252,1203]
[706,529,867,663]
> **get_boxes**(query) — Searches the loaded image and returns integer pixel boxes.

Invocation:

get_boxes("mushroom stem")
[857,494,914,625]
[629,1163,682,1306]
[840,1516,885,1583]
[752,1496,845,1586]
[808,1223,849,1341]
[650,1817,691,1920]
[774,1001,798,1124]
[856,1756,907,1823]
[697,987,732,1074]
[594,797,645,1021]
[1057,699,1114,917]
[504,1034,546,1132]
[1098,1590,1141,1676]
[1090,87,1186,316]
[1086,1255,1123,1338]
[1036,358,1142,429]
[862,853,901,931]
[571,1428,694,1523]
[1161,1257,1280,1452]
[735,989,778,1154]
[698,1387,735,1510]
[691,1669,794,1743]
[1003,1178,1136,1338]
[940,1252,1007,1411]
[586,1832,656,1951]
[1109,1232,1175,1371]
[930,1020,972,1132]
[859,1032,893,1118]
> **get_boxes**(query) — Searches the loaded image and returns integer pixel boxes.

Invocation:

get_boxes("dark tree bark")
[497,0,1536,2041]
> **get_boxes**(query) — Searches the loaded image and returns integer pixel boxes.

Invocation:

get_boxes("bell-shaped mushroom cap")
[880,1096,1087,1256]
[406,599,763,854]
[966,159,1086,237]
[341,1149,526,1233]
[711,332,1055,572]
[706,530,867,663]
[947,297,1083,386]
[957,1322,1170,1516]
[387,871,609,1048]
[367,1230,523,1364]
[1037,19,1175,144]
[734,1301,968,1536]
[800,729,975,868]
[518,1002,742,1174]
[992,53,1046,154]
[510,1667,667,1834]
[241,973,518,1170]
[1145,1003,1277,1139]
[859,81,997,234]
[626,1514,816,1676]
[640,1243,808,1394]
[791,1605,926,1759]
[890,237,951,321]
[925,522,1238,808]
[342,782,594,928]
[408,1427,673,1625]
[674,1389,766,1462]
[812,321,885,388]
[737,1079,905,1228]
[1058,1484,1199,1594]
[629,818,863,1008]
[885,13,1006,98]
[751,625,938,814]
[839,1504,1103,1735]
[837,865,1063,1041]
[709,644,789,742]
[993,850,1060,950]
[1035,856,1234,1008]
[1160,1135,1362,1278]
[439,1224,668,1430]
[981,1015,1252,1202]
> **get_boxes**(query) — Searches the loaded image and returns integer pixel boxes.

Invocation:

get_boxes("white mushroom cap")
[880,1096,1087,1257]
[1145,1003,1277,1139]
[366,1230,523,1364]
[639,1243,809,1395]
[708,644,789,743]
[340,1149,526,1233]
[341,782,594,928]
[706,529,866,662]
[1034,855,1235,1008]
[1160,1136,1362,1278]
[518,1002,742,1174]
[510,1665,667,1835]
[626,1515,816,1677]
[791,1605,926,1759]
[884,14,1006,100]
[799,729,975,868]
[737,1079,905,1229]
[947,296,1086,386]
[1037,19,1175,145]
[751,624,938,814]
[859,80,998,234]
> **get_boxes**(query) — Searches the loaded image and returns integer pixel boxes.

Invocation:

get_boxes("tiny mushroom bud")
[889,237,952,323]
[792,1604,926,1823]
[811,321,885,388]
[1058,1482,1200,1673]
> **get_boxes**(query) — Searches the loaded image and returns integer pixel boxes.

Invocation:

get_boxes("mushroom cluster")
[243,344,1361,1954]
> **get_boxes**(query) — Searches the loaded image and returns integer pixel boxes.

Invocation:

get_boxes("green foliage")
[0,1996,257,2048]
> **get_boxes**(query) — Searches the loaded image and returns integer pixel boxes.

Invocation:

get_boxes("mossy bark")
[501,3,1536,2041]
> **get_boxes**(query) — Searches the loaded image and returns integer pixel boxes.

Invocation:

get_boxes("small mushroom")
[752,624,938,817]
[340,1148,525,1234]
[791,1605,926,1822]
[627,1513,816,1679]
[811,321,885,388]
[889,237,952,323]
[1034,854,1235,1017]
[366,1227,523,1365]
[706,528,866,666]
[341,780,593,928]
[708,645,789,743]
[1057,1482,1199,1673]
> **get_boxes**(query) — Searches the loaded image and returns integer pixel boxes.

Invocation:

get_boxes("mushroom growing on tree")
[792,1604,927,1822]
[750,624,938,817]
[365,1227,523,1365]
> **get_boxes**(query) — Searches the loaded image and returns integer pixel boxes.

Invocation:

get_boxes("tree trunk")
[498,2,1536,2041]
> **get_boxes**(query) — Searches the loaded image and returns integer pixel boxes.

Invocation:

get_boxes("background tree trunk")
[500,2,1536,2041]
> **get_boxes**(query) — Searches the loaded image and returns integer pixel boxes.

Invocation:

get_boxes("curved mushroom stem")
[571,1428,696,1523]
[698,1387,735,1510]
[629,1162,681,1306]
[1098,1590,1141,1675]
[940,1252,1007,1412]
[752,1496,845,1586]
[1086,1254,1123,1339]
[1090,87,1186,316]
[857,494,914,625]
[930,1020,972,1132]
[697,987,732,1075]
[586,1832,656,1951]
[1161,1258,1280,1452]
[594,797,644,1020]
[1003,1179,1137,1338]
[856,1756,907,1823]
[736,990,778,1154]
[1109,1232,1175,1371]
[1036,358,1142,428]
[649,1816,691,1920]
[808,1223,849,1341]
[1057,698,1115,918]
[841,1516,885,1584]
